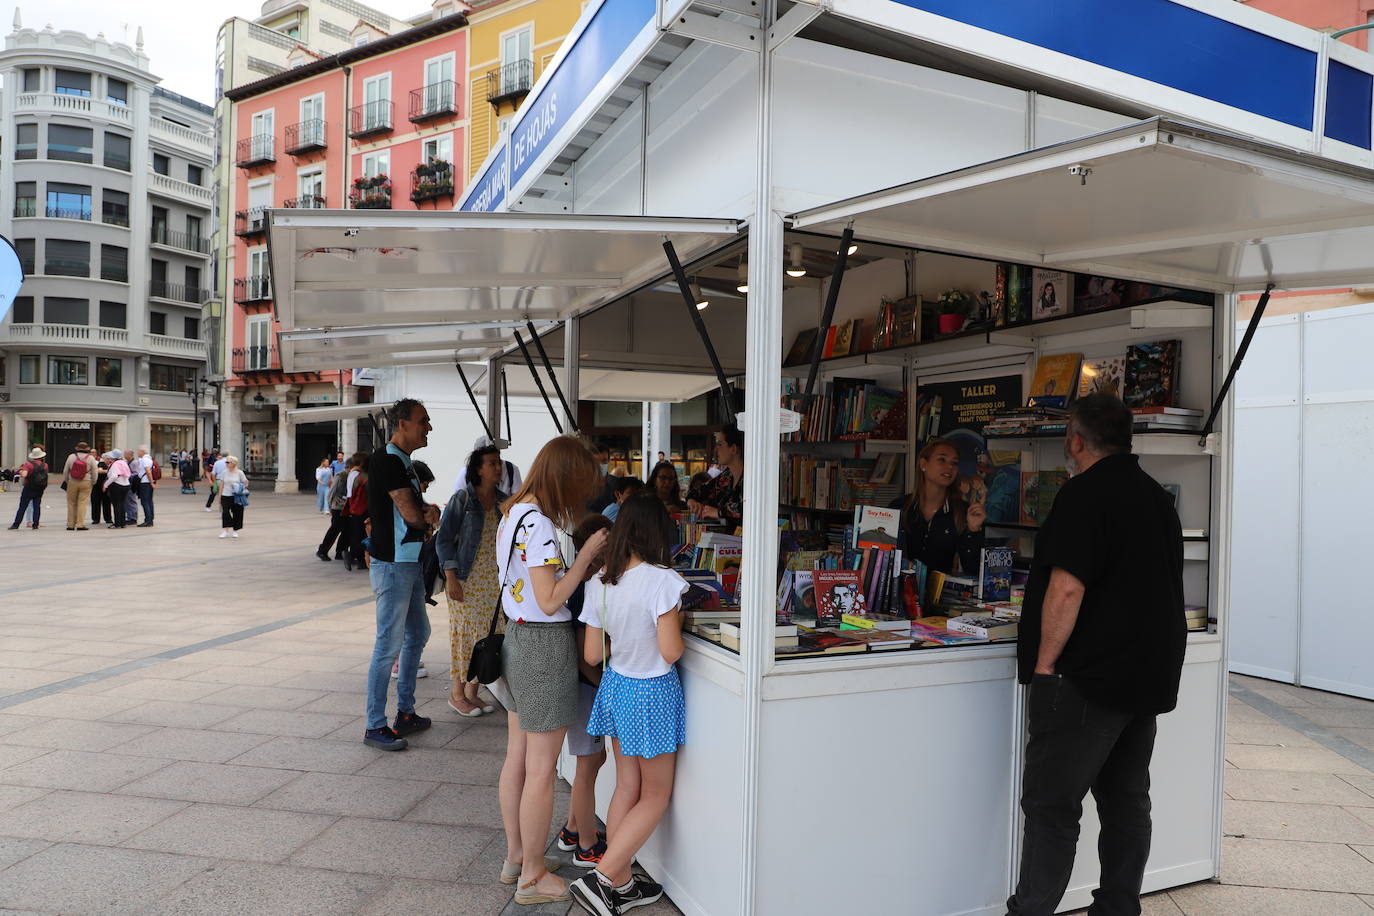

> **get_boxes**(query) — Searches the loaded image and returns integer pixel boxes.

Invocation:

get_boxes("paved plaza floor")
[0,488,1372,914]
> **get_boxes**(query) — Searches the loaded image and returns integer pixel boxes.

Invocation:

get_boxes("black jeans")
[220,495,244,531]
[91,480,110,523]
[319,509,347,555]
[205,481,218,509]
[348,514,368,564]
[1007,675,1157,916]
[106,483,130,527]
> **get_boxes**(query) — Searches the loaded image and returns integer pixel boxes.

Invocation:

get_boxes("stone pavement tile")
[132,660,216,680]
[143,860,384,916]
[58,640,157,659]
[0,838,50,871]
[107,727,270,763]
[1226,721,1320,748]
[1343,774,1374,802]
[0,718,157,753]
[0,786,49,813]
[289,816,495,880]
[0,789,188,845]
[1298,707,1374,730]
[224,735,381,774]
[1299,690,1374,711]
[277,671,369,694]
[269,653,360,673]
[1233,676,1318,707]
[40,654,135,674]
[298,692,373,715]
[397,720,470,750]
[0,746,51,771]
[1169,883,1372,915]
[195,665,299,686]
[1219,836,1374,893]
[1226,769,1374,807]
[404,783,504,829]
[103,700,248,730]
[0,637,70,653]
[445,723,509,755]
[355,877,512,916]
[1362,895,1374,909]
[183,648,284,667]
[0,669,78,691]
[1227,699,1277,725]
[356,747,505,786]
[213,708,357,738]
[99,678,231,702]
[121,802,336,863]
[0,651,80,670]
[254,771,437,818]
[1222,800,1374,844]
[196,684,328,711]
[1332,729,1374,754]
[0,749,171,792]
[117,760,303,805]
[0,843,210,915]
[1225,744,1372,776]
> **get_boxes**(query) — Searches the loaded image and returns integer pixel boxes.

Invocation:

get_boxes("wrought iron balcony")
[234,274,272,304]
[45,206,92,221]
[348,100,393,138]
[409,81,459,122]
[410,161,454,203]
[284,118,327,156]
[150,227,211,254]
[284,195,327,209]
[236,134,275,168]
[486,60,533,108]
[235,207,269,238]
[231,345,280,374]
[149,281,210,304]
[349,176,391,210]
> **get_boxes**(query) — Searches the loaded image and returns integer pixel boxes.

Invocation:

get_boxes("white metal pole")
[740,3,779,911]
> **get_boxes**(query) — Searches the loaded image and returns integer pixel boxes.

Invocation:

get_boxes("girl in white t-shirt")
[570,493,687,915]
[494,435,608,906]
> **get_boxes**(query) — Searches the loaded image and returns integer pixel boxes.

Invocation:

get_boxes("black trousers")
[106,483,130,527]
[348,514,367,564]
[220,495,245,531]
[205,481,218,509]
[319,509,347,555]
[1007,675,1157,916]
[136,480,155,522]
[91,481,111,523]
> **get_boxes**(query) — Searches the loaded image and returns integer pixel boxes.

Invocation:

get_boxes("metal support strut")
[501,367,513,445]
[1199,282,1274,445]
[514,330,564,435]
[663,239,737,424]
[804,225,855,398]
[454,360,493,443]
[526,320,579,431]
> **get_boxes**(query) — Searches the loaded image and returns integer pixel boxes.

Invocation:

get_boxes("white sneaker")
[205,507,213,512]
[231,532,239,538]
[417,663,428,678]
[218,531,227,538]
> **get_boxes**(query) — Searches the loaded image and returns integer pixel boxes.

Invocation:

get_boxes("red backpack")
[69,456,88,481]
[150,460,162,482]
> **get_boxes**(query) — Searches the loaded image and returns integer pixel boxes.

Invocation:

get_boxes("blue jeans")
[366,559,431,730]
[11,486,43,527]
[137,480,154,522]
[316,483,329,512]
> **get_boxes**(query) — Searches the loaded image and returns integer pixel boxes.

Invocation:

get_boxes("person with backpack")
[62,442,97,531]
[131,445,157,527]
[317,455,354,562]
[91,452,111,526]
[8,447,50,530]
[103,450,133,529]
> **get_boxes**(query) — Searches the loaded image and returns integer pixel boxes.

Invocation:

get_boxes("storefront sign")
[298,394,339,405]
[47,422,90,430]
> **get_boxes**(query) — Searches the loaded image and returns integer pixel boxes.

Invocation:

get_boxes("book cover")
[946,615,1019,640]
[784,327,818,367]
[812,570,866,624]
[791,570,817,619]
[1029,353,1083,408]
[778,629,869,656]
[869,452,899,485]
[853,505,900,550]
[909,616,987,646]
[1078,356,1126,398]
[1124,340,1181,408]
[983,450,1023,525]
[1005,264,1030,324]
[832,320,855,358]
[1032,269,1072,319]
[776,569,794,623]
[978,546,1015,602]
[892,296,921,347]
[713,547,743,600]
[836,627,915,650]
[821,325,838,359]
[1074,275,1127,313]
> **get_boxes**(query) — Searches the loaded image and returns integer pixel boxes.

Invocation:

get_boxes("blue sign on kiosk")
[0,235,25,323]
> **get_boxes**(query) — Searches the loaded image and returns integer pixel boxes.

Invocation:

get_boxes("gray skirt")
[501,619,578,733]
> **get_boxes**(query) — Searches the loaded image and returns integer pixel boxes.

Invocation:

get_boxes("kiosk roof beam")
[1200,284,1272,445]
[514,329,564,435]
[663,239,737,424]
[804,225,855,398]
[527,320,580,432]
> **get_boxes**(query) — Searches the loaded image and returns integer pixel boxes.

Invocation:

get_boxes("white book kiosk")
[268,2,1374,912]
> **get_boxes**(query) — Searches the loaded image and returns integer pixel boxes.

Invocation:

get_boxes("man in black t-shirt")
[1007,394,1185,916]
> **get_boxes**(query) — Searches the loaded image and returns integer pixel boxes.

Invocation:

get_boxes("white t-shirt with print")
[496,504,570,623]
[581,563,687,679]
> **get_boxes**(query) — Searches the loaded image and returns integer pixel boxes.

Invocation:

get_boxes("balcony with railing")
[149,171,214,207]
[45,258,89,278]
[149,280,210,305]
[0,323,132,347]
[150,227,211,255]
[348,175,391,210]
[409,81,459,122]
[235,207,269,238]
[410,160,454,203]
[234,274,272,304]
[349,100,393,138]
[284,119,327,156]
[236,134,275,168]
[232,345,280,374]
[14,200,35,218]
[487,60,533,108]
[147,333,207,357]
[45,205,92,221]
[284,195,327,209]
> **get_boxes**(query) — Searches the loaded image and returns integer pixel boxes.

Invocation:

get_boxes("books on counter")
[1184,605,1208,632]
[1019,469,1069,527]
[776,628,869,657]
[781,376,905,443]
[720,621,799,651]
[1079,355,1126,398]
[978,547,1014,602]
[1028,353,1083,409]
[813,570,866,624]
[946,614,1019,640]
[841,613,912,632]
[909,616,989,647]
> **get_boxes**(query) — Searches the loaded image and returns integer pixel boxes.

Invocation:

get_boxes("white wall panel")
[1033,94,1135,147]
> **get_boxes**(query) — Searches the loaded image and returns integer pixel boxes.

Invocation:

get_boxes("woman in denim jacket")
[437,443,509,716]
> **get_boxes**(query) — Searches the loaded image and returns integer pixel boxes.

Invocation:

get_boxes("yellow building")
[465,0,583,181]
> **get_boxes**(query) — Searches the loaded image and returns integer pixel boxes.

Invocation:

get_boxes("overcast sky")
[14,1,411,104]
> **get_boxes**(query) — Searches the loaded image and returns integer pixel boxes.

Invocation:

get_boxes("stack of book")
[781,376,904,443]
[776,626,869,657]
[983,405,1069,437]
[1185,605,1208,632]
[719,621,800,651]
[1132,406,1203,432]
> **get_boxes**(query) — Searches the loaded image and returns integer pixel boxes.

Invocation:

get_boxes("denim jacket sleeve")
[436,488,469,572]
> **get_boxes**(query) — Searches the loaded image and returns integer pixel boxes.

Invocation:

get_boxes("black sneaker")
[557,825,580,852]
[569,874,623,916]
[363,726,407,751]
[619,875,664,911]
[393,710,431,736]
[316,548,332,561]
[572,839,607,868]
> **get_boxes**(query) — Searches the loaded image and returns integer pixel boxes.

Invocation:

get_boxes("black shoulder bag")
[467,508,536,684]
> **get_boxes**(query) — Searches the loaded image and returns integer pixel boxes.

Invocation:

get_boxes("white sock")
[614,878,635,894]
[593,869,614,887]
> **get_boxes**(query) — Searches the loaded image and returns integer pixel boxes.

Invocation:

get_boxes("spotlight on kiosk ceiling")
[736,261,749,294]
[786,243,807,278]
[690,282,709,310]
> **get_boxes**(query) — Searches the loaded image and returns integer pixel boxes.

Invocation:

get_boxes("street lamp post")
[187,376,209,466]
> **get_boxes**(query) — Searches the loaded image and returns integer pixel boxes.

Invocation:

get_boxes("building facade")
[221,9,468,492]
[0,17,214,468]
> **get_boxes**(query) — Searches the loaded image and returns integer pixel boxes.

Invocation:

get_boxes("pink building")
[223,12,467,491]
[1244,0,1374,48]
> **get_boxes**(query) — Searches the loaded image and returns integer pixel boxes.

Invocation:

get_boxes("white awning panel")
[284,402,394,424]
[490,363,725,404]
[266,210,741,371]
[789,118,1374,293]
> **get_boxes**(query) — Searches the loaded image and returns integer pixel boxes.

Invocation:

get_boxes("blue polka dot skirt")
[588,667,686,759]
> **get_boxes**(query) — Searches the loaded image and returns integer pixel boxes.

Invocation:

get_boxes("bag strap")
[488,508,537,638]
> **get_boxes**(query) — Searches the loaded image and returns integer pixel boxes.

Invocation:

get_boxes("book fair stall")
[267,2,1374,913]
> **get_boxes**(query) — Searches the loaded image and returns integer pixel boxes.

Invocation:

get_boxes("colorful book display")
[1124,340,1181,408]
